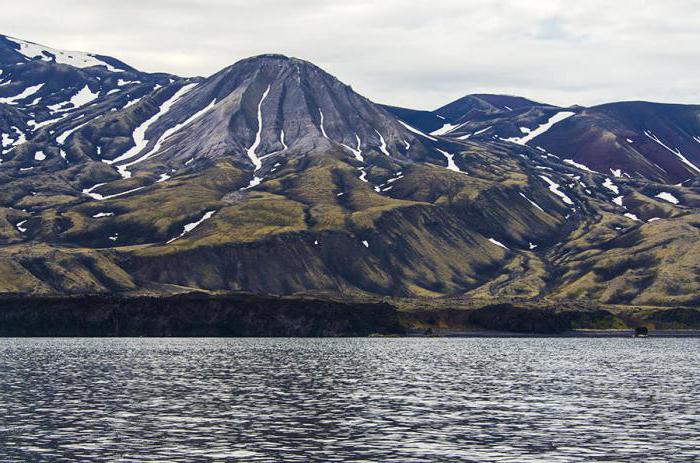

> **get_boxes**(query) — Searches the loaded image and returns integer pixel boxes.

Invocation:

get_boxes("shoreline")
[3,331,700,339]
[405,329,700,338]
[0,294,699,337]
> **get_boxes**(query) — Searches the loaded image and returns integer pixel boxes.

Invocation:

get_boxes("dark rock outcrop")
[0,293,404,337]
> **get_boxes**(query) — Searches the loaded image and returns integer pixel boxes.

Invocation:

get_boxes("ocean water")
[0,338,698,462]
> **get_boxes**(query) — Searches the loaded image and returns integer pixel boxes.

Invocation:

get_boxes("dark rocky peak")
[96,53,439,178]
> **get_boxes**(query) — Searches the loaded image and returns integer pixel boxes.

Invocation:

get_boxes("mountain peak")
[0,33,134,72]
[245,53,292,61]
[83,51,438,180]
[218,53,334,83]
[435,93,549,121]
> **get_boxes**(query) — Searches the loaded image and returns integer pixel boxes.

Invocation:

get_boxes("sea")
[0,337,698,462]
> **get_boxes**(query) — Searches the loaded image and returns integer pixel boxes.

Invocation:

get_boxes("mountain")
[435,94,545,120]
[528,101,700,184]
[92,53,446,180]
[0,34,175,134]
[1,34,699,322]
[0,34,181,182]
[386,94,700,185]
[384,94,558,138]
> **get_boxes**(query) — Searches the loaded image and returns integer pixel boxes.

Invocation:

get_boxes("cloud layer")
[3,0,699,109]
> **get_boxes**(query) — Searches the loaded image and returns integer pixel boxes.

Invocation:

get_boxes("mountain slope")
[387,93,700,185]
[0,34,180,173]
[93,54,445,180]
[0,34,699,310]
[530,102,700,184]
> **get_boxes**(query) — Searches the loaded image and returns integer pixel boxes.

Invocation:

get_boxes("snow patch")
[539,175,573,205]
[82,183,107,199]
[436,148,460,172]
[430,123,460,136]
[124,97,142,109]
[28,115,64,131]
[16,220,28,233]
[92,212,114,218]
[375,130,391,156]
[56,120,91,145]
[68,85,99,109]
[488,238,509,250]
[0,83,45,105]
[82,184,145,201]
[602,178,619,195]
[398,121,437,141]
[473,126,492,136]
[319,108,329,138]
[106,83,198,176]
[341,134,363,162]
[644,130,700,174]
[280,129,288,151]
[564,159,597,173]
[358,167,368,183]
[259,129,289,162]
[6,36,125,71]
[504,111,575,145]
[655,192,679,205]
[34,151,46,161]
[242,176,263,190]
[167,210,216,243]
[1,133,13,148]
[156,173,171,183]
[519,192,545,212]
[246,86,271,170]
[122,99,217,174]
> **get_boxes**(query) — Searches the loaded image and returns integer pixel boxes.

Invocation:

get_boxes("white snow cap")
[6,36,125,72]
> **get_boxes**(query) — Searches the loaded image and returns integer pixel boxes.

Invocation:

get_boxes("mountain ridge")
[0,33,698,312]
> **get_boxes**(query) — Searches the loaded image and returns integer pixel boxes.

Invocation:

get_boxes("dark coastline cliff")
[1,294,699,336]
[0,294,404,337]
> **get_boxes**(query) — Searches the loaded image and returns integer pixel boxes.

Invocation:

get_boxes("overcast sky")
[2,0,699,109]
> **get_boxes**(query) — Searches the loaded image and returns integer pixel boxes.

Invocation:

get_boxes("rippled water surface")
[0,338,699,462]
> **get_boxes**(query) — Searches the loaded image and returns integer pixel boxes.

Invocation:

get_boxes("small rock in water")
[634,326,649,337]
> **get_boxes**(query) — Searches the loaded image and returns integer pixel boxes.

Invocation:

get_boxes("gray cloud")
[3,0,699,109]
